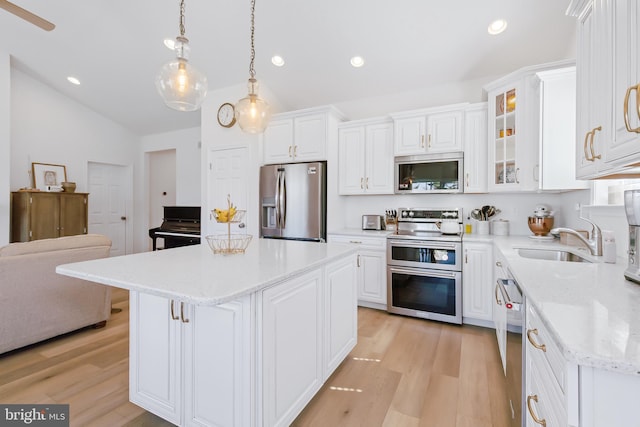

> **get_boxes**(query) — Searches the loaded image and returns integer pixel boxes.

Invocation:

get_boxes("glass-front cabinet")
[489,84,521,190]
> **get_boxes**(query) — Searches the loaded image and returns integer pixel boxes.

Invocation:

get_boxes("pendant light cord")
[249,0,256,79]
[179,0,186,37]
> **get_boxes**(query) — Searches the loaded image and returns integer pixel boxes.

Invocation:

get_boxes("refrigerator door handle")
[275,170,282,228]
[280,170,287,228]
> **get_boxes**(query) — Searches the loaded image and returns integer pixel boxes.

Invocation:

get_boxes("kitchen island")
[57,239,358,427]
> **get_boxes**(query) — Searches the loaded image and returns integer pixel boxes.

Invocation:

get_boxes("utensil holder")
[476,221,490,235]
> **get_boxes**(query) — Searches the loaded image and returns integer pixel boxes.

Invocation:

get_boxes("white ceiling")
[0,0,576,136]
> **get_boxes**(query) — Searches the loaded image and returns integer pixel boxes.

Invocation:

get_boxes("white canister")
[476,221,490,235]
[602,230,616,263]
[491,219,510,236]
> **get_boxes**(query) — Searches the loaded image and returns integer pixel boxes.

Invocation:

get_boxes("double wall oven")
[387,208,463,324]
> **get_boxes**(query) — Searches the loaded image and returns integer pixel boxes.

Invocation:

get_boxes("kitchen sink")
[516,248,592,263]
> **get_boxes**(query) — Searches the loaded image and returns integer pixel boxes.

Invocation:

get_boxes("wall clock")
[217,103,236,128]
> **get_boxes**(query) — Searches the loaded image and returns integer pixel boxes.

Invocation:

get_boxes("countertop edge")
[57,244,358,306]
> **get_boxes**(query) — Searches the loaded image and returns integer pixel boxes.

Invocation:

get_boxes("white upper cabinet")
[262,106,345,165]
[568,0,640,178]
[606,0,640,165]
[485,60,587,192]
[338,118,394,195]
[390,104,466,156]
[463,103,488,193]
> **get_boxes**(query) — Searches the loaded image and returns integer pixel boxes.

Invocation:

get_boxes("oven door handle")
[389,266,458,279]
[388,240,458,250]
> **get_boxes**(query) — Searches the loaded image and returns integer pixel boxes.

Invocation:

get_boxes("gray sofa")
[0,234,112,354]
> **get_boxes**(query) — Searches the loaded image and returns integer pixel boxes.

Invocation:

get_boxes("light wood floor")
[0,288,510,427]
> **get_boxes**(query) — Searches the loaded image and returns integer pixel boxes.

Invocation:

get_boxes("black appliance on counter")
[148,206,201,251]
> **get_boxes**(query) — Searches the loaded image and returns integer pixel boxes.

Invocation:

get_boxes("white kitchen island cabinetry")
[130,292,251,427]
[328,232,387,310]
[338,118,394,195]
[390,104,467,156]
[57,240,358,427]
[462,240,493,326]
[262,106,345,164]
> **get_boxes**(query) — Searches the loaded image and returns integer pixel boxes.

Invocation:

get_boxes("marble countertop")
[468,234,640,375]
[57,239,357,306]
[328,228,393,238]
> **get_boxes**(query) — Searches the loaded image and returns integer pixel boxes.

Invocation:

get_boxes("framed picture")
[32,163,67,190]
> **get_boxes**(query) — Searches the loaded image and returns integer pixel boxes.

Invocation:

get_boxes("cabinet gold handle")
[466,173,469,187]
[526,328,547,352]
[294,145,298,157]
[421,135,425,148]
[623,83,640,133]
[494,283,502,305]
[170,300,179,320]
[589,126,602,160]
[288,146,292,157]
[526,395,547,426]
[515,167,520,184]
[360,177,364,189]
[583,130,594,161]
[365,177,369,189]
[180,302,189,323]
[496,261,502,267]
[357,254,361,267]
[428,134,432,148]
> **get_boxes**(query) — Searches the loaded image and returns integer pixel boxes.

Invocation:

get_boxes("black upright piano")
[148,206,201,251]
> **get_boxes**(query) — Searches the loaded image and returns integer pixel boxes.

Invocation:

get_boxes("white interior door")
[208,147,248,235]
[87,162,129,256]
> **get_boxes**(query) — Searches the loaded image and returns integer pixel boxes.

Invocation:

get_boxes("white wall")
[137,126,202,252]
[200,83,283,238]
[0,53,10,245]
[9,68,139,248]
[333,75,496,121]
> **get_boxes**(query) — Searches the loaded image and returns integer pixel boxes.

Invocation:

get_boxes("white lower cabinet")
[462,241,493,324]
[327,234,387,309]
[129,292,251,427]
[262,269,324,427]
[324,256,358,377]
[130,255,357,427]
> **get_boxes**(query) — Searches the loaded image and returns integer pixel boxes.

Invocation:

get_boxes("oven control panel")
[398,208,462,222]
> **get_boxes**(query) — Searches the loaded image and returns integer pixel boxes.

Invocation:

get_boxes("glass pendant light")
[156,0,208,111]
[235,0,271,133]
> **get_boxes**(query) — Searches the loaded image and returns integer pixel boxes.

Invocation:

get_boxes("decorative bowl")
[61,181,76,193]
[528,216,554,236]
[205,234,252,254]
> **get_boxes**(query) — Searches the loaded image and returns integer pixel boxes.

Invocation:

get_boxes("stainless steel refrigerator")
[259,161,327,241]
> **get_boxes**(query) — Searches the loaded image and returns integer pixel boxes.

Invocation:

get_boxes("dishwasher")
[497,277,525,427]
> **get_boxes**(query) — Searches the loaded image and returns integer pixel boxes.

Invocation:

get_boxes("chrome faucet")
[550,217,603,256]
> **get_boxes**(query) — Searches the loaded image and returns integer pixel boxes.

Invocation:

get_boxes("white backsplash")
[334,188,635,260]
[335,189,592,236]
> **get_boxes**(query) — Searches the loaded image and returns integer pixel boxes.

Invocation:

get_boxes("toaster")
[362,215,385,231]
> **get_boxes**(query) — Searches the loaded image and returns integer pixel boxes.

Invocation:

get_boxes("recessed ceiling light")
[488,19,508,35]
[163,38,175,50]
[67,76,81,85]
[271,55,285,67]
[350,56,365,68]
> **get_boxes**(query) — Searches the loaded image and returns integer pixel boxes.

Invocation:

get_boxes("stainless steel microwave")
[394,152,464,194]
